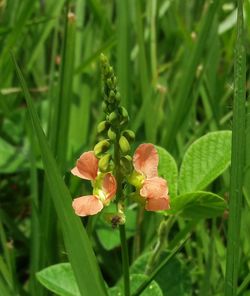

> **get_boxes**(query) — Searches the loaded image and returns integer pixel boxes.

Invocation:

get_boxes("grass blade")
[224,1,246,295]
[163,0,220,149]
[12,54,107,296]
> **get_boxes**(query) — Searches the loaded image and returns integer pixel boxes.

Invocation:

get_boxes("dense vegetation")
[0,1,249,295]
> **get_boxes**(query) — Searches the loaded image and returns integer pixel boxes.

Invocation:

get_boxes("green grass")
[0,1,249,295]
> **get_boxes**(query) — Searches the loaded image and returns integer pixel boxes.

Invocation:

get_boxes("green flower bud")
[119,136,130,154]
[115,92,121,102]
[94,139,110,156]
[118,106,129,125]
[127,170,144,187]
[100,53,108,65]
[122,130,135,143]
[102,101,109,113]
[97,120,109,134]
[98,153,112,173]
[108,111,118,123]
[120,155,133,175]
[108,127,116,141]
[107,78,113,89]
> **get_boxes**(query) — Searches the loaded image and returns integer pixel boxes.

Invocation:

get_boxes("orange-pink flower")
[71,151,117,216]
[132,144,170,211]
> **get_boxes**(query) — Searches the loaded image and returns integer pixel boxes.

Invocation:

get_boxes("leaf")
[156,146,178,197]
[167,191,226,219]
[36,263,80,296]
[12,55,107,296]
[178,131,232,194]
[109,274,163,296]
[130,252,191,296]
[0,138,27,173]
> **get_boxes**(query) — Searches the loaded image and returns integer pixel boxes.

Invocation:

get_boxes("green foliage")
[131,252,191,296]
[0,138,27,173]
[168,191,226,219]
[0,1,249,296]
[37,263,163,296]
[96,209,136,250]
[179,131,232,194]
[36,263,80,296]
[113,274,163,296]
[13,56,107,296]
[156,146,178,197]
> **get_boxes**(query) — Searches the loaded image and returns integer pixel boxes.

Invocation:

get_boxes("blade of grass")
[12,54,107,296]
[162,0,220,150]
[0,0,35,70]
[224,1,246,295]
[40,8,76,270]
[116,0,131,109]
[27,0,66,70]
[26,119,41,296]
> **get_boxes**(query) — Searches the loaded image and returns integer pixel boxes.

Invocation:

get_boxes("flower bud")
[120,155,133,175]
[98,153,111,173]
[119,136,130,154]
[115,92,121,103]
[118,106,129,125]
[107,78,113,89]
[108,111,118,124]
[97,120,109,134]
[94,139,110,156]
[100,53,108,65]
[102,101,109,113]
[122,130,135,143]
[108,127,116,141]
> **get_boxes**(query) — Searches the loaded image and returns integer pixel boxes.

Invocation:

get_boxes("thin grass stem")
[224,1,246,295]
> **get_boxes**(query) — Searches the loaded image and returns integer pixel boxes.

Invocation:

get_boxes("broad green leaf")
[167,191,226,219]
[179,131,232,194]
[130,252,191,296]
[13,55,107,296]
[156,146,178,197]
[36,263,80,296]
[110,274,163,296]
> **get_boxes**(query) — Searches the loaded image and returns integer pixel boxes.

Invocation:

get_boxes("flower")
[71,151,117,216]
[131,143,170,211]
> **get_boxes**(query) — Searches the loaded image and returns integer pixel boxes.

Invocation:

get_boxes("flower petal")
[72,195,103,216]
[145,197,170,211]
[140,177,168,199]
[102,173,117,203]
[71,151,98,180]
[133,143,159,178]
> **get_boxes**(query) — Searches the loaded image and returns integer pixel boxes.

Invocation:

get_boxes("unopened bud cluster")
[93,54,135,176]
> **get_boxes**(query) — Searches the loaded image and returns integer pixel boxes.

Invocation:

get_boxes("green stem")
[114,135,130,296]
[145,216,175,275]
[119,224,130,296]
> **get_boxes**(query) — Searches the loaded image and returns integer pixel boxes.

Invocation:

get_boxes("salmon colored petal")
[140,177,168,199]
[145,197,170,211]
[72,195,103,216]
[71,151,98,180]
[102,173,117,203]
[133,143,159,178]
